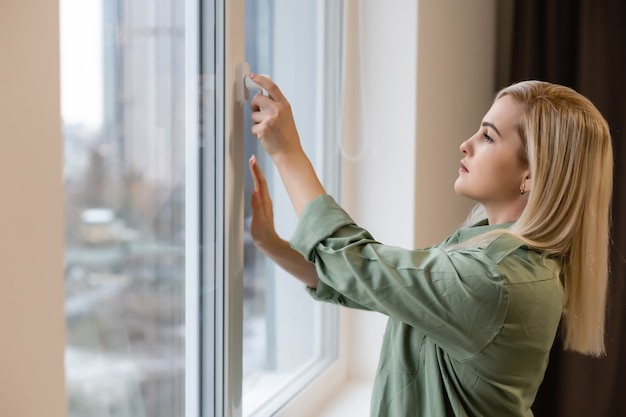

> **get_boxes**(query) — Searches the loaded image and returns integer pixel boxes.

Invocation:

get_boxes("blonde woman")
[247,77,613,416]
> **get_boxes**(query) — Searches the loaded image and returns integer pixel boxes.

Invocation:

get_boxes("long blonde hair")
[494,81,613,356]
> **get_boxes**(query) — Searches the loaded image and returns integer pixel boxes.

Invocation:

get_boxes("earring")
[520,183,525,196]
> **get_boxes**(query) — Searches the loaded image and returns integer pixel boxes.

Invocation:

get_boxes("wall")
[338,0,497,387]
[0,1,67,417]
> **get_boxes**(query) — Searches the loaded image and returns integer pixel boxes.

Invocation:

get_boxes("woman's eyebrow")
[482,121,501,137]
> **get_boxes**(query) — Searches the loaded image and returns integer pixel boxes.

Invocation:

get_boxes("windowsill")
[243,357,335,416]
[313,378,372,417]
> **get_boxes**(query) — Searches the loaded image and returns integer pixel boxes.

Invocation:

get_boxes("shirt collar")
[455,219,514,244]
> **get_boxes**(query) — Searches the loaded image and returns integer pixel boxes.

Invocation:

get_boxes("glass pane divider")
[185,0,201,415]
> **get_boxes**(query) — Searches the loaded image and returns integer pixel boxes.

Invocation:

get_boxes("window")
[241,0,342,415]
[61,0,342,415]
[62,1,188,415]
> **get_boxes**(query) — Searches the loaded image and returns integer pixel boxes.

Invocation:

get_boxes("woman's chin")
[453,179,467,196]
[454,184,477,202]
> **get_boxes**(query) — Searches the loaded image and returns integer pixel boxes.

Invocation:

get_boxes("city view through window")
[61,1,340,415]
[62,1,186,415]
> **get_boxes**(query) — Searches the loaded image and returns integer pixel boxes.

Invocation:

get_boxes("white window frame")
[56,0,345,415]
[213,0,344,416]
[185,0,202,415]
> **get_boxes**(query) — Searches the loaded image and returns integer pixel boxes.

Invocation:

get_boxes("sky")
[60,0,103,130]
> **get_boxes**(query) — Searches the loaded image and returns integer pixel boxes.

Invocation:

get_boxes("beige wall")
[414,0,496,245]
[339,0,497,384]
[0,1,67,416]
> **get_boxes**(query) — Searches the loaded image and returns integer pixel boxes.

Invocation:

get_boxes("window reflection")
[242,0,337,414]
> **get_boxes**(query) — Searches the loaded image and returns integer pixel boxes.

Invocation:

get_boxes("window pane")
[61,1,187,416]
[242,0,340,414]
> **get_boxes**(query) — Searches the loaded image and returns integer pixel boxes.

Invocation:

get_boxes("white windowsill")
[314,379,372,417]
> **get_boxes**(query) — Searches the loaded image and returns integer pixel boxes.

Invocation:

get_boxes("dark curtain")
[498,1,626,416]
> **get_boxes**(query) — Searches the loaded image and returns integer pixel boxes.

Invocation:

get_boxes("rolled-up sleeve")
[290,195,509,359]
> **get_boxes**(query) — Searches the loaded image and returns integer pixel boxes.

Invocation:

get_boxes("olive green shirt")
[290,195,564,417]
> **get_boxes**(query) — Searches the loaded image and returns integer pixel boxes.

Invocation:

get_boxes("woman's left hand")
[249,74,304,160]
[248,154,279,250]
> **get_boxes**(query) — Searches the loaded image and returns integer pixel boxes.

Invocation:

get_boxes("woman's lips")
[459,161,469,173]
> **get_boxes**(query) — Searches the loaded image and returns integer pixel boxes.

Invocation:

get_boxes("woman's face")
[454,95,530,213]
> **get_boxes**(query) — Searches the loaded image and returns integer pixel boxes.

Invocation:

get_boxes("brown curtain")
[498,1,626,416]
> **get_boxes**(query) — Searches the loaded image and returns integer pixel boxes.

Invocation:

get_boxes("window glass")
[62,0,338,414]
[61,1,187,415]
[242,0,341,414]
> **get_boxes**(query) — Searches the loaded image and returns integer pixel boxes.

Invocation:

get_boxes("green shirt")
[290,195,564,417]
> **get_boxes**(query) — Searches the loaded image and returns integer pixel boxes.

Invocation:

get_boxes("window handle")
[244,74,270,98]
[237,62,270,101]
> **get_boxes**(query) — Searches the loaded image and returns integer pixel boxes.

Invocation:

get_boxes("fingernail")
[249,73,256,79]
[249,154,256,163]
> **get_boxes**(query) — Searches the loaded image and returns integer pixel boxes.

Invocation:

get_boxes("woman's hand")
[249,74,303,160]
[248,74,326,216]
[249,154,319,288]
[249,154,279,250]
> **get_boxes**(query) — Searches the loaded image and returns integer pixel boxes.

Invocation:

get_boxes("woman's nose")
[459,138,469,154]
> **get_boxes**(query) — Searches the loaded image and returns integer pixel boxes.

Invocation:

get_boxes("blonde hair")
[488,81,613,356]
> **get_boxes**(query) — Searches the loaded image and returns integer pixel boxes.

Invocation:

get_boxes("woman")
[247,76,613,416]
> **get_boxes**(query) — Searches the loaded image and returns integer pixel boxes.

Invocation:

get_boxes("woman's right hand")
[248,74,326,216]
[249,155,280,251]
[249,74,303,160]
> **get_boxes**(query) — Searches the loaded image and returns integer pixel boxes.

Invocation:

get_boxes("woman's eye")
[482,132,493,142]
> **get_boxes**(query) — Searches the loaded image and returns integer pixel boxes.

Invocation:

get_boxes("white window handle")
[244,74,270,98]
[237,62,270,101]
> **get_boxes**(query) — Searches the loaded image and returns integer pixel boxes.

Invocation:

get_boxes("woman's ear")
[523,173,532,194]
